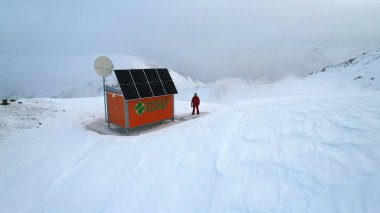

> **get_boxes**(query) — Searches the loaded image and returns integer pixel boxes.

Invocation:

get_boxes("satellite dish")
[94,56,114,77]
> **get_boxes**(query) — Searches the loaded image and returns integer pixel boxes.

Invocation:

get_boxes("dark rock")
[18,101,23,104]
[348,58,356,64]
[10,99,16,102]
[1,99,9,105]
[371,77,375,80]
[354,76,362,80]
[341,58,356,68]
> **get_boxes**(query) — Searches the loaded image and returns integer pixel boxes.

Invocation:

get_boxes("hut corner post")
[103,77,110,128]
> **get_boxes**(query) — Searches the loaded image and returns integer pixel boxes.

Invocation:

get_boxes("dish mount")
[93,56,114,126]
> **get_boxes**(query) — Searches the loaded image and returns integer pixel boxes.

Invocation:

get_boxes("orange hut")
[105,68,177,129]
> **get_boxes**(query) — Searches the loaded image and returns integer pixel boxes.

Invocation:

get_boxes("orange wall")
[128,95,173,128]
[106,92,125,128]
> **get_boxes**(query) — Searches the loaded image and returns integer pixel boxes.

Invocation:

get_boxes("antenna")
[94,56,114,77]
[93,56,114,127]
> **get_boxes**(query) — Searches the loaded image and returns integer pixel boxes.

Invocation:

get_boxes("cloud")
[1,0,380,96]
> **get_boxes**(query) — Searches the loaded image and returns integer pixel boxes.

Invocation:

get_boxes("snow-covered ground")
[1,90,380,213]
[1,50,380,212]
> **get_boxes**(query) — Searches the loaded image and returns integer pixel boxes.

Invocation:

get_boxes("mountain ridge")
[2,69,203,99]
[308,48,380,91]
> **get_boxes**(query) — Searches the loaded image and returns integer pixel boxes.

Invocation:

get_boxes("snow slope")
[1,90,380,212]
[57,80,104,98]
[309,48,380,90]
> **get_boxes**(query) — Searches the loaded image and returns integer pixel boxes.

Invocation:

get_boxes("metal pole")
[103,77,110,128]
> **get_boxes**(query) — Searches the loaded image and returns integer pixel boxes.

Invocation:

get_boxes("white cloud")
[1,0,380,95]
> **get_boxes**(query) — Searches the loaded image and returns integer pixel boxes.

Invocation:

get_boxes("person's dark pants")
[192,105,199,115]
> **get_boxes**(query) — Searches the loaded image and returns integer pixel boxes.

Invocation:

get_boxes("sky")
[1,0,380,96]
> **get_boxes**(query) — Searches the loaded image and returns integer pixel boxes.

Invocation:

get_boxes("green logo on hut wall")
[134,101,146,115]
[133,98,169,115]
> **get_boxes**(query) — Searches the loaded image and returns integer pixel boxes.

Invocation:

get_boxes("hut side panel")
[128,95,173,128]
[106,92,126,128]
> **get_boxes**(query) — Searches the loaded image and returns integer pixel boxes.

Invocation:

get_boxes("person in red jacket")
[191,93,200,115]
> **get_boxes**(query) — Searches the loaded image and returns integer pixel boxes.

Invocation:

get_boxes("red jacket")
[191,96,200,106]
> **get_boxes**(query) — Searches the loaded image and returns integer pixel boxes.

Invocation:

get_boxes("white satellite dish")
[94,56,114,77]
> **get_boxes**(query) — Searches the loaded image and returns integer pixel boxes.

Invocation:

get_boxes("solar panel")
[157,68,172,81]
[144,69,160,82]
[162,81,178,94]
[120,84,139,100]
[114,68,177,100]
[149,82,166,96]
[115,70,134,84]
[130,69,148,83]
[135,83,153,98]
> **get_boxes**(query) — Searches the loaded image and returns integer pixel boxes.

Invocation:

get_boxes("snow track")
[85,112,210,136]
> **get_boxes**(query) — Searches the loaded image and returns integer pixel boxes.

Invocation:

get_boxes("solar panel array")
[114,68,178,100]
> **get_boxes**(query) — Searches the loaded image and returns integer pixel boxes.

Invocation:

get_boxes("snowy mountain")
[2,69,203,99]
[0,52,204,100]
[1,51,380,212]
[56,69,203,98]
[303,39,380,69]
[184,48,380,104]
[56,80,104,98]
[168,69,204,90]
[309,48,380,90]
